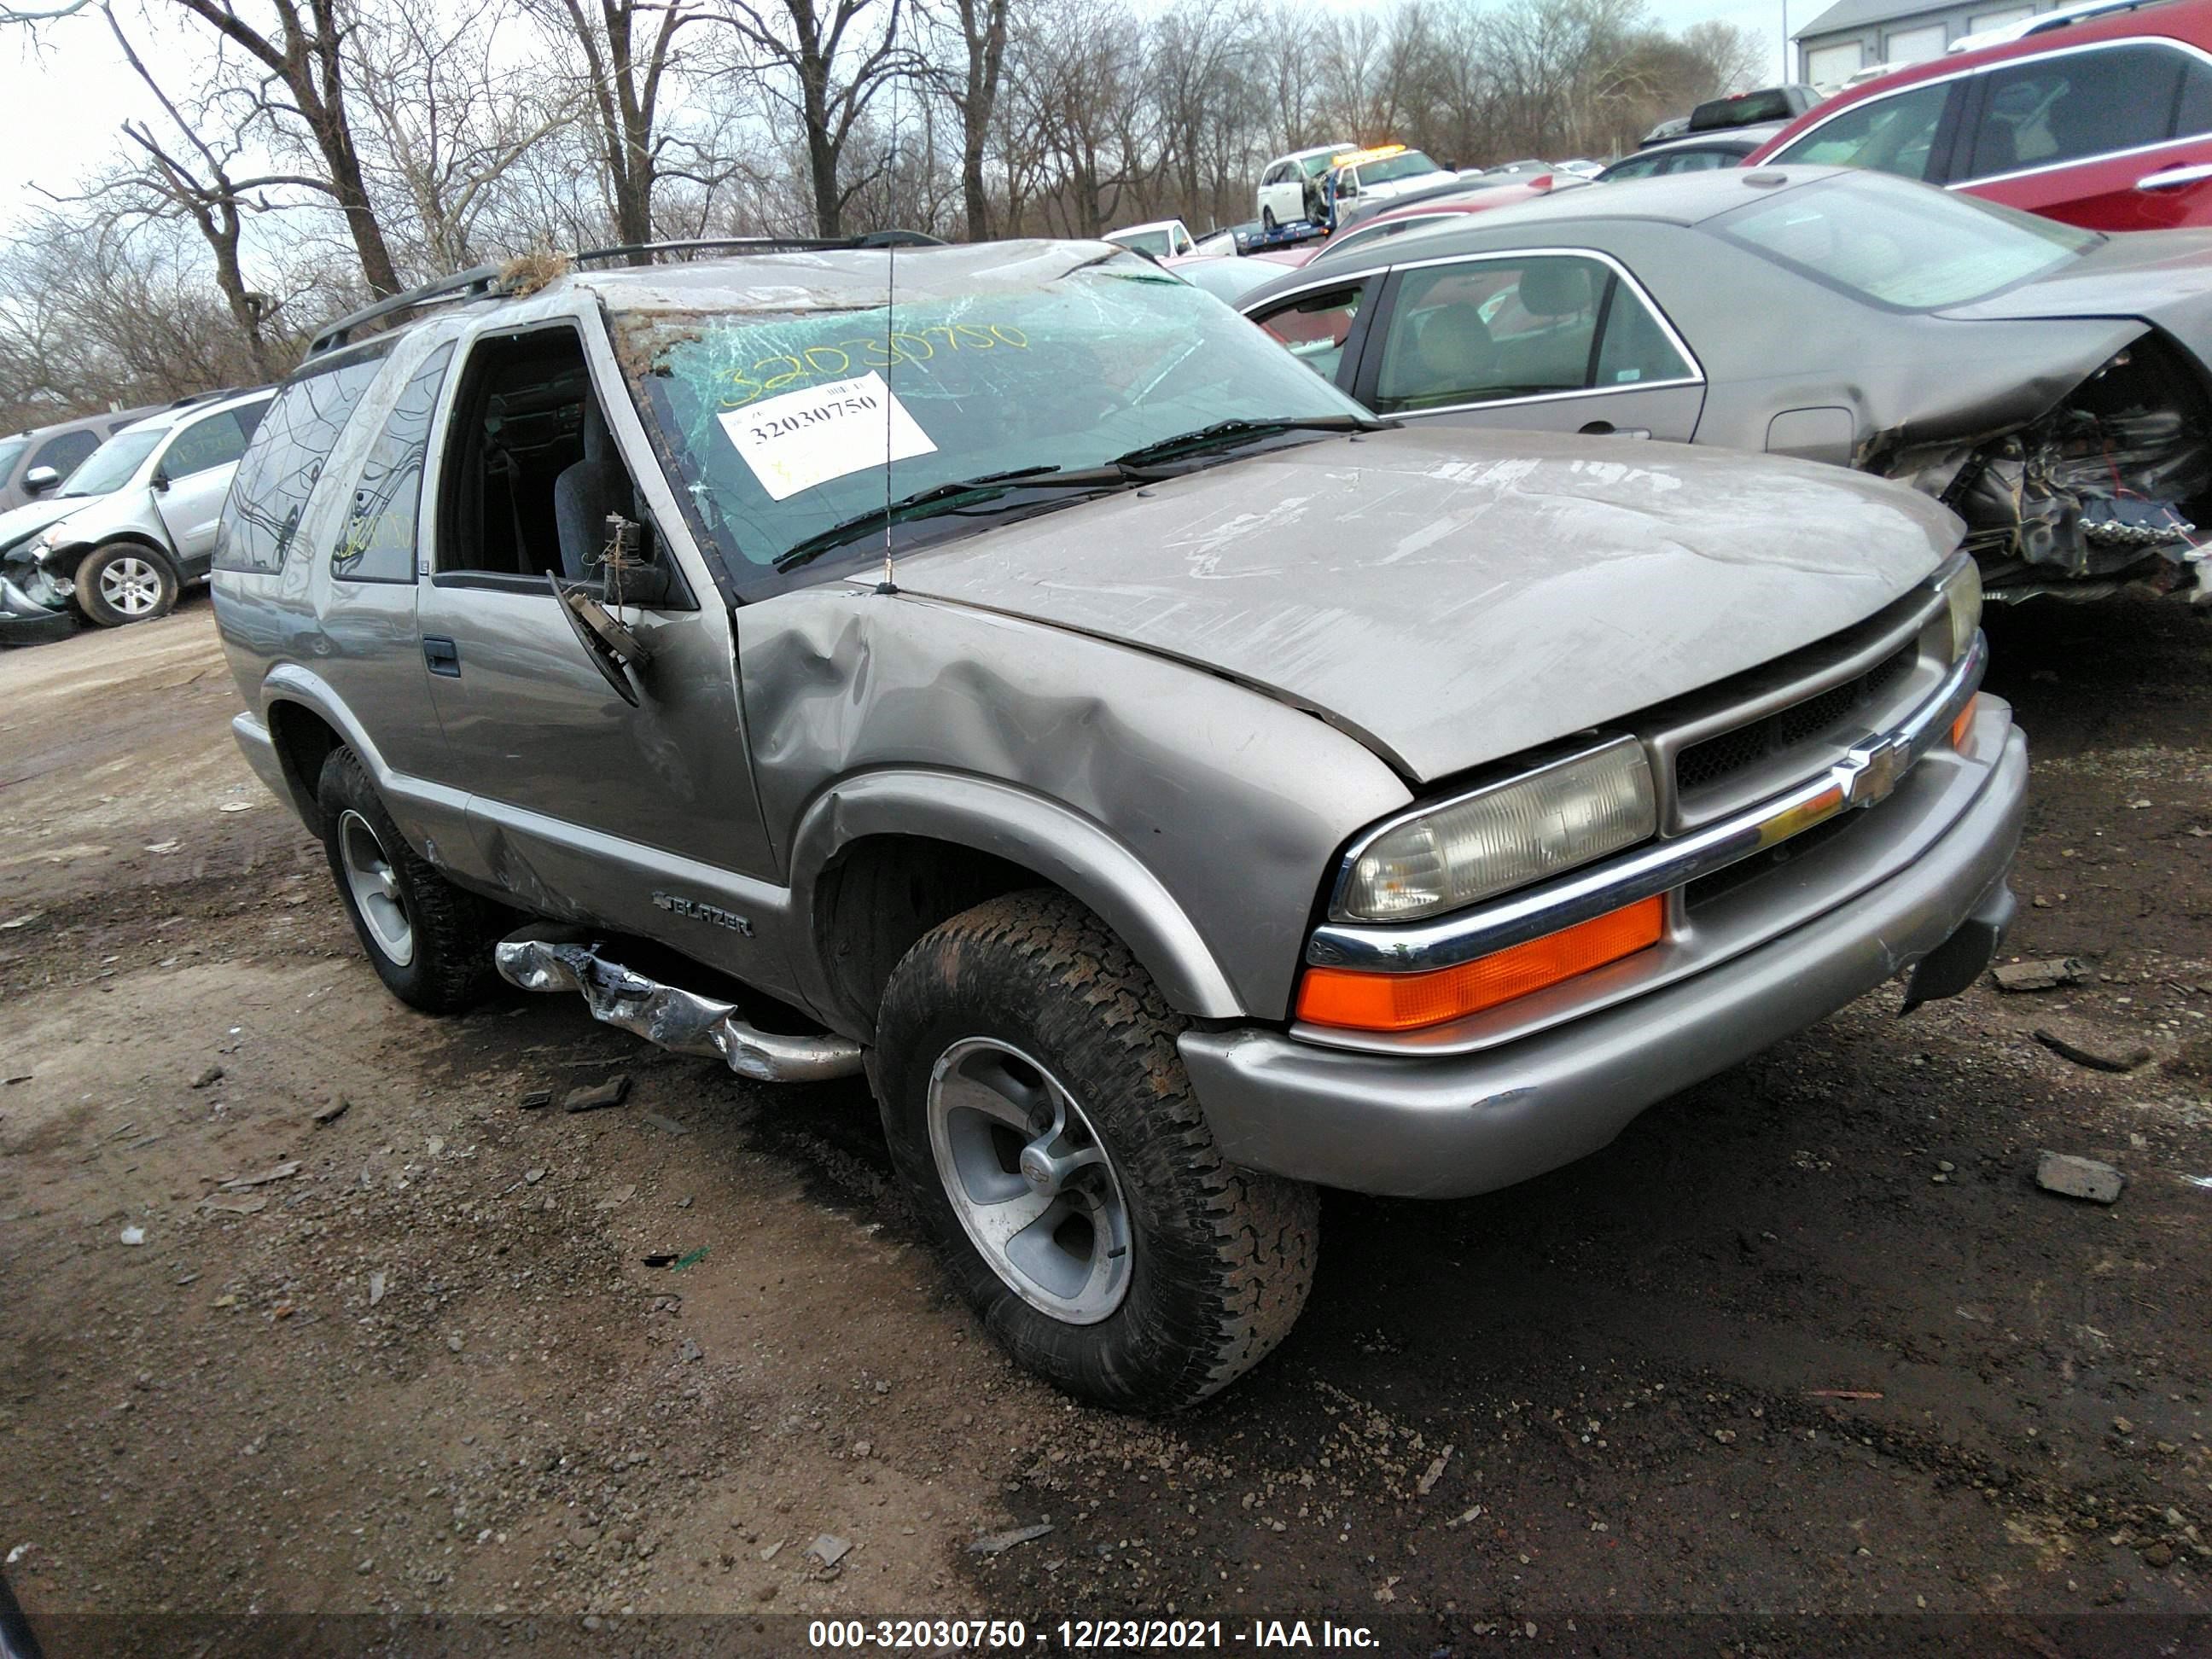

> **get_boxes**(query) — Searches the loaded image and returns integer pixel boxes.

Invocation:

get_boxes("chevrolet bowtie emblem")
[1841,736,1907,808]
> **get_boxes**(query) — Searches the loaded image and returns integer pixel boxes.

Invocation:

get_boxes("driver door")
[413,316,785,982]
[153,405,262,573]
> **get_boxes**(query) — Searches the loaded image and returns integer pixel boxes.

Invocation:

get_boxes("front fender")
[787,771,1245,1024]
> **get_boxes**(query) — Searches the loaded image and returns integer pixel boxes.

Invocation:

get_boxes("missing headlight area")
[1930,335,2212,603]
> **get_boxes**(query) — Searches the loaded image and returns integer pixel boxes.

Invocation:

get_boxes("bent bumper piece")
[1181,722,2027,1200]
[0,577,73,646]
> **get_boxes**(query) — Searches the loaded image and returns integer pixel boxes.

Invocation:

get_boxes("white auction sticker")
[717,371,936,502]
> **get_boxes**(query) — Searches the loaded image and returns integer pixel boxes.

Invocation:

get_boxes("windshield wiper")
[1109,415,1382,469]
[771,463,1135,573]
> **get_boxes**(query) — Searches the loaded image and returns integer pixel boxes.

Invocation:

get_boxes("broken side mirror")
[549,569,652,708]
[594,512,675,608]
[20,465,57,494]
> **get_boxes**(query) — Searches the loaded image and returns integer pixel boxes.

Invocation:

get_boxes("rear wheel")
[316,748,499,1013]
[873,889,1319,1411]
[1262,206,1278,231]
[75,543,178,627]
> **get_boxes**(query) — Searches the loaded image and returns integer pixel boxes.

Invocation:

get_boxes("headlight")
[1336,736,1657,923]
[1933,552,1981,663]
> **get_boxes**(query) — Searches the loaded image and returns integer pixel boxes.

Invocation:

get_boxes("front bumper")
[1180,707,2027,1200]
[0,575,72,646]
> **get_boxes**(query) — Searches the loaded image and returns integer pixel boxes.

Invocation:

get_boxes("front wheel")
[873,890,1318,1412]
[75,543,178,627]
[316,748,499,1013]
[1261,206,1278,231]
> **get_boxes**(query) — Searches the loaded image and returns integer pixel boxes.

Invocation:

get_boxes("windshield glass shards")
[616,252,1371,597]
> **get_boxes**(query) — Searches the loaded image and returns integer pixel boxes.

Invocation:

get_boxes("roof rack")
[307,263,505,358]
[302,232,945,359]
[568,230,945,267]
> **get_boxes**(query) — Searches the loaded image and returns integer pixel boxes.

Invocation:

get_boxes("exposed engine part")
[1919,336,2212,594]
[494,928,865,1083]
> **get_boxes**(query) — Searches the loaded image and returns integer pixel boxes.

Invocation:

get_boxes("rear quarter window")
[215,345,391,574]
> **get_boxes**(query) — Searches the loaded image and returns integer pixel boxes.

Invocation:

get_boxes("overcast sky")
[0,0,1791,230]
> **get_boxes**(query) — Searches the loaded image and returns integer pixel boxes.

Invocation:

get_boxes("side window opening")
[160,409,253,480]
[1254,286,1365,381]
[1775,80,1950,181]
[334,344,455,584]
[439,328,659,585]
[32,430,98,478]
[1964,44,2186,179]
[1374,257,1611,413]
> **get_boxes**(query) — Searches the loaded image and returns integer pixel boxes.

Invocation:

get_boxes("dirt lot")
[1,592,2208,1655]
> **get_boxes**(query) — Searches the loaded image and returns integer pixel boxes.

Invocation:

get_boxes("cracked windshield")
[620,252,1367,591]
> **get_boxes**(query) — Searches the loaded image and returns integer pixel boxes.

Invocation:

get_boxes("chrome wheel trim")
[925,1037,1132,1325]
[97,554,165,618]
[337,809,414,967]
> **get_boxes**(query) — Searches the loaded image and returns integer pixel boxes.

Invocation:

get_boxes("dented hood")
[891,427,1959,782]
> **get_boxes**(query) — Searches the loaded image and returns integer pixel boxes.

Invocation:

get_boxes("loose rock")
[1993,958,2089,992]
[2035,1151,2125,1205]
[563,1076,631,1113]
[311,1095,351,1126]
[805,1534,852,1568]
[968,1522,1054,1556]
[190,1065,225,1089]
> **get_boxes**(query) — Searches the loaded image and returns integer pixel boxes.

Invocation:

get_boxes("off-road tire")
[317,747,499,1013]
[74,542,179,628]
[873,888,1319,1411]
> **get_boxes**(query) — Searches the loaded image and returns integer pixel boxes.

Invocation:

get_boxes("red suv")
[1746,0,2212,230]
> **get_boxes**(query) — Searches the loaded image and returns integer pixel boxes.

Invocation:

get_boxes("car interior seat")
[1384,306,1497,406]
[552,398,633,581]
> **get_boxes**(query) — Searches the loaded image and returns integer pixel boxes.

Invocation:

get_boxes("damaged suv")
[213,238,2025,1410]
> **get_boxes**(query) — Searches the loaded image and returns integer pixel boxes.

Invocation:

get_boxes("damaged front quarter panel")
[733,585,1415,1027]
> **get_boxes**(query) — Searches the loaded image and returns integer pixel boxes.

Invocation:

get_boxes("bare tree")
[153,0,405,295]
[527,0,705,253]
[927,0,1010,237]
[713,0,917,236]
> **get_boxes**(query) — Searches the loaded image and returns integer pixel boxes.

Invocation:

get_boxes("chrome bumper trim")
[1306,631,1988,975]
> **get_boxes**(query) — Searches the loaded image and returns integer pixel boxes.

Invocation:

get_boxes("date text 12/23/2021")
[804,1620,1382,1650]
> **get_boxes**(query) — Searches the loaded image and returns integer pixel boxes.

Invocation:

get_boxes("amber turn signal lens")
[1297,895,1665,1033]
[1948,694,1977,751]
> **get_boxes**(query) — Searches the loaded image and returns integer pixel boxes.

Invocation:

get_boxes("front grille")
[1674,643,1916,796]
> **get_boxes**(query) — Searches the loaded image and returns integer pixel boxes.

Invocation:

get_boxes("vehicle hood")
[891,427,1959,783]
[0,494,82,555]
[1938,230,2212,344]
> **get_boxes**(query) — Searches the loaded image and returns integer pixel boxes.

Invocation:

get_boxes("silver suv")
[212,239,2027,1410]
[3,389,271,631]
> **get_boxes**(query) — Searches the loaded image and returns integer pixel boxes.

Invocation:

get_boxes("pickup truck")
[212,236,2026,1411]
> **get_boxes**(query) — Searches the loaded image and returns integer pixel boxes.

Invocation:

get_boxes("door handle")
[2136,161,2212,191]
[422,635,461,678]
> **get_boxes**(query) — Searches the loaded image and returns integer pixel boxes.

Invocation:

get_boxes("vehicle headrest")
[1516,259,1593,318]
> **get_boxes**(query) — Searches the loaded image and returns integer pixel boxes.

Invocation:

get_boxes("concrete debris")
[2036,1152,2126,1205]
[967,1522,1054,1556]
[199,1195,268,1216]
[805,1534,853,1568]
[524,1169,547,1186]
[369,1271,387,1307]
[2034,1029,2152,1073]
[191,1065,224,1089]
[759,1540,783,1562]
[1993,958,2089,992]
[563,1076,631,1113]
[678,1337,703,1363]
[311,1095,352,1126]
[119,1225,146,1246]
[595,1183,637,1211]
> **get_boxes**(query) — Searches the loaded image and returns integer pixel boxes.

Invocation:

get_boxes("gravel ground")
[0,592,2206,1656]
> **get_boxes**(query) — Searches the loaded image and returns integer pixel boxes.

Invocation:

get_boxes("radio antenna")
[876,12,901,597]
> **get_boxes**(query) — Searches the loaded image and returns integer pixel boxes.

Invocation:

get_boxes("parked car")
[1948,0,2145,54]
[1256,142,1356,229]
[2,387,271,633]
[1237,164,2212,603]
[1595,124,1786,181]
[1688,84,1822,133]
[0,404,159,514]
[1161,247,1319,301]
[213,236,2020,1410]
[1104,218,1197,259]
[1747,0,2212,230]
[1305,178,1584,267]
